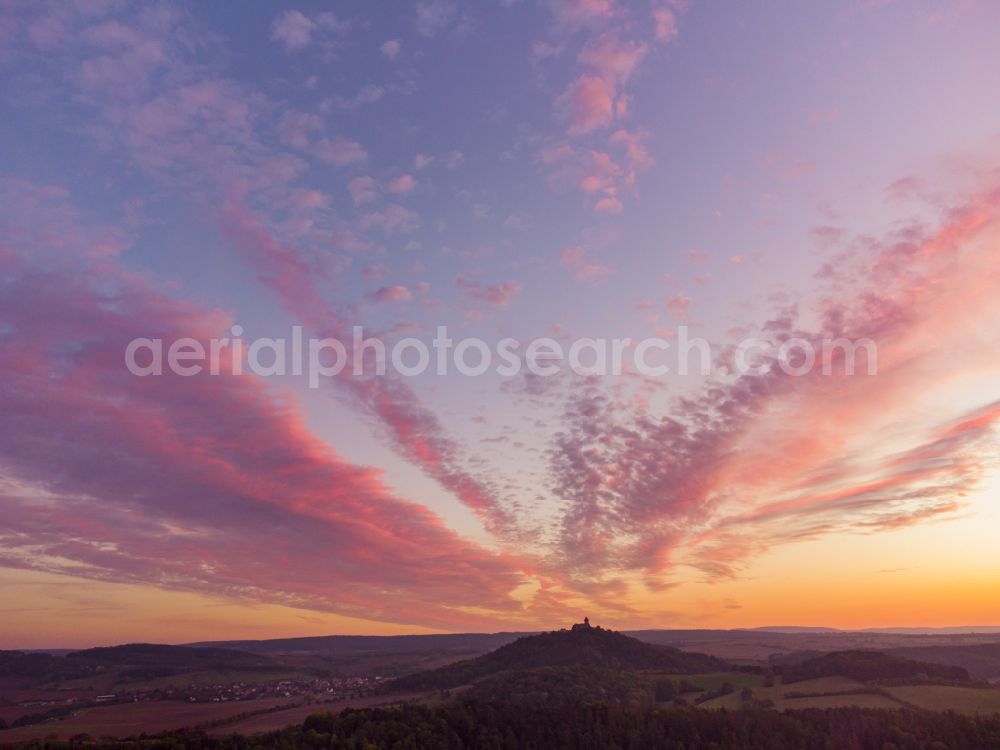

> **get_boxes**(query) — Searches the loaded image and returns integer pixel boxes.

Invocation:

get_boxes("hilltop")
[391,621,728,691]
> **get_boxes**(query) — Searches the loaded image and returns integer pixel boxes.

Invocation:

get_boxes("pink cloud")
[370,285,413,303]
[335,84,385,110]
[0,182,525,629]
[277,110,322,149]
[2,3,526,574]
[360,204,419,233]
[314,137,367,166]
[594,196,623,214]
[543,179,1000,582]
[348,175,377,205]
[886,175,922,201]
[558,74,616,134]
[556,34,647,135]
[220,203,518,540]
[579,33,647,80]
[664,292,691,309]
[543,131,652,213]
[455,274,523,305]
[557,245,612,282]
[548,0,618,27]
[271,11,315,50]
[610,128,654,180]
[664,292,691,319]
[416,0,459,37]
[560,245,585,265]
[652,6,679,41]
[575,263,612,281]
[388,174,416,193]
[380,39,401,59]
[270,10,348,51]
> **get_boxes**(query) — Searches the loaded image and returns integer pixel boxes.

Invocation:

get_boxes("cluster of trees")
[692,682,735,706]
[10,702,1000,750]
[464,667,652,706]
[2,704,77,730]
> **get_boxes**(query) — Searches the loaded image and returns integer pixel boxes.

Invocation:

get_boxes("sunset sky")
[2,0,1000,648]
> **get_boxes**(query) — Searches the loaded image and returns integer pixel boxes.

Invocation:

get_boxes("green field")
[209,692,430,735]
[655,671,765,692]
[690,675,1000,714]
[699,676,895,710]
[0,698,296,743]
[884,685,1000,715]
[781,693,902,710]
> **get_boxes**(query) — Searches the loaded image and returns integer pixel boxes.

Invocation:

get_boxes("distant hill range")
[860,626,1000,635]
[743,626,841,633]
[747,626,1000,635]
[189,632,530,656]
[391,621,728,691]
[0,644,281,683]
[9,627,1000,687]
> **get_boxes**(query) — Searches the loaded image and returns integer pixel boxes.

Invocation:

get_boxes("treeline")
[780,650,975,686]
[463,667,653,706]
[0,646,280,684]
[1,705,77,730]
[9,702,1000,750]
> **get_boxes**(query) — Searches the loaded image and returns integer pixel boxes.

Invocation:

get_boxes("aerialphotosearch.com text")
[125,325,877,387]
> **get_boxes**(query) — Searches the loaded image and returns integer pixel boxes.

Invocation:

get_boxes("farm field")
[658,671,766,692]
[884,685,1000,715]
[781,693,901,710]
[0,697,296,743]
[694,676,1000,714]
[34,668,314,695]
[700,676,897,710]
[210,692,431,735]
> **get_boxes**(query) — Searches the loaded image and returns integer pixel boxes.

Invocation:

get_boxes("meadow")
[0,698,294,743]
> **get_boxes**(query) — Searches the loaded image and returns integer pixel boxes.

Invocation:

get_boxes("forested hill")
[190,632,528,656]
[68,644,280,669]
[391,623,728,691]
[0,644,280,682]
[886,642,1000,680]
